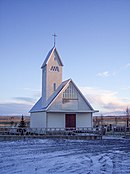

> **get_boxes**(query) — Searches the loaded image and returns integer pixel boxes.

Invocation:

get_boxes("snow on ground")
[0,138,130,174]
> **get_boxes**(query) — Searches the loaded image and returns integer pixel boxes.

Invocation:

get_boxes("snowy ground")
[0,138,130,174]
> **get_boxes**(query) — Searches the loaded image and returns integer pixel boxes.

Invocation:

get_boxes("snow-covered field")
[0,138,130,174]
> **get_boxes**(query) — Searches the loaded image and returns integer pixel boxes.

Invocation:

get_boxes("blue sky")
[0,0,130,115]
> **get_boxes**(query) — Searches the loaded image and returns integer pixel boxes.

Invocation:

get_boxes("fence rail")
[0,127,129,138]
[0,127,102,136]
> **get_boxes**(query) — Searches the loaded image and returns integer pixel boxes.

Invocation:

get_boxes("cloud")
[80,86,130,115]
[97,62,130,78]
[0,95,38,115]
[121,86,130,90]
[97,71,116,77]
[0,103,31,115]
[97,71,110,77]
[125,63,130,68]
[0,88,40,115]
[23,88,41,98]
[13,97,36,104]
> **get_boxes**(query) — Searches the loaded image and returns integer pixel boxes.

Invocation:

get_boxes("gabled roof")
[70,79,94,110]
[29,79,98,113]
[41,47,63,68]
[29,79,70,113]
[29,97,42,113]
[47,79,98,112]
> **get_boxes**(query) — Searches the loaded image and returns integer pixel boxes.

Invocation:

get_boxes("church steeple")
[41,47,63,107]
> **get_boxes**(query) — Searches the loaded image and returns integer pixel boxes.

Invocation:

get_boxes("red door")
[65,114,76,129]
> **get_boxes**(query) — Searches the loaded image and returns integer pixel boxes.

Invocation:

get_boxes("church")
[30,46,98,129]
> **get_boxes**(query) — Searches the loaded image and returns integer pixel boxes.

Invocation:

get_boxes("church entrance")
[65,114,76,129]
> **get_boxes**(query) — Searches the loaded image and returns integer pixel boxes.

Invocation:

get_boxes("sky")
[0,0,130,116]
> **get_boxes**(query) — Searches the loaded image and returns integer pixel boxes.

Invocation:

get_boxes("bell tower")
[41,47,63,107]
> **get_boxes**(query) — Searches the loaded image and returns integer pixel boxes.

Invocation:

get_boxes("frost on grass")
[0,139,130,174]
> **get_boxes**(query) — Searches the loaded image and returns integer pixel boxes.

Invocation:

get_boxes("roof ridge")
[41,47,54,68]
[41,47,63,68]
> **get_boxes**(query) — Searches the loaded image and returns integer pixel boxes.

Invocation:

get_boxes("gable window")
[63,83,78,100]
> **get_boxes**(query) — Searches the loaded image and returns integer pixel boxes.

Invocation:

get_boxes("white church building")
[30,46,98,129]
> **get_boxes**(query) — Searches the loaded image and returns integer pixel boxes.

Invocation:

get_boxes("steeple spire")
[52,33,57,47]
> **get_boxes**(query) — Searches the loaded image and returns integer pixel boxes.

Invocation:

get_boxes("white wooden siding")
[47,113,65,128]
[76,113,92,128]
[30,112,46,128]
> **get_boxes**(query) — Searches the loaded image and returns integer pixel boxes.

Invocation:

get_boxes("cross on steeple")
[52,33,57,47]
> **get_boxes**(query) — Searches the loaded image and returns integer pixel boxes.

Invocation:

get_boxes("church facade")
[30,47,98,129]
